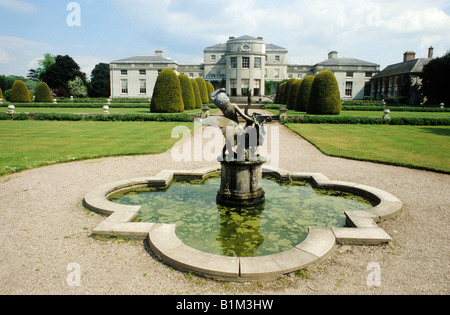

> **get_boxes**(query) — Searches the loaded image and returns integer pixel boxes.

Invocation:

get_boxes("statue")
[201,88,271,161]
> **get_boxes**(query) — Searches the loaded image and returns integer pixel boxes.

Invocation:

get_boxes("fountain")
[200,89,271,207]
[83,89,403,281]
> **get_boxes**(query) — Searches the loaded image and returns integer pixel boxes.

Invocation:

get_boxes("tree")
[150,68,184,113]
[34,82,53,102]
[40,55,86,96]
[68,77,88,97]
[10,80,31,103]
[191,78,203,109]
[275,81,286,104]
[296,75,314,112]
[89,63,111,98]
[195,77,209,104]
[420,51,450,105]
[308,70,341,115]
[178,74,196,110]
[0,87,4,101]
[287,79,302,110]
[206,81,215,99]
[28,53,56,81]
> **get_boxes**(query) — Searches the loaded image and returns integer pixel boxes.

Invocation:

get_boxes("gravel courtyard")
[0,122,448,295]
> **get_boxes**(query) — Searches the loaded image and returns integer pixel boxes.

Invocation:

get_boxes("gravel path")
[0,121,448,295]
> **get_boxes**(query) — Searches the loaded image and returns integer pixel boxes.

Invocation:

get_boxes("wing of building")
[110,35,380,100]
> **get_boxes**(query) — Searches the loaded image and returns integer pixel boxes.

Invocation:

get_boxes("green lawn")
[0,120,195,176]
[287,124,450,173]
[8,107,209,115]
[267,109,450,119]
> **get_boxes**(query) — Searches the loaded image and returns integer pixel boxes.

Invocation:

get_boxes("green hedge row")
[8,103,150,108]
[285,115,450,125]
[263,104,449,113]
[0,112,194,122]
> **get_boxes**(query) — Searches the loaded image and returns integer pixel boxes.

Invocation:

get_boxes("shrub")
[191,79,203,109]
[287,79,302,110]
[0,87,4,101]
[150,68,184,113]
[308,70,341,115]
[10,80,31,103]
[206,81,215,98]
[275,82,286,104]
[178,74,196,110]
[195,77,209,104]
[282,79,297,106]
[34,82,53,103]
[296,75,314,112]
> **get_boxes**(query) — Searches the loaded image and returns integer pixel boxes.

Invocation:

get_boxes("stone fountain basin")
[83,167,402,281]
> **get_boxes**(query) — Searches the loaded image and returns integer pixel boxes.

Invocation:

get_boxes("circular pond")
[109,176,374,257]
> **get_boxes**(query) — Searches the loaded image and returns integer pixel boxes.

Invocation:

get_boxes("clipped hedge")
[10,80,31,103]
[284,115,450,125]
[287,79,302,111]
[191,79,203,109]
[295,75,314,112]
[195,77,209,104]
[178,74,196,110]
[150,68,184,113]
[34,82,53,103]
[308,70,341,115]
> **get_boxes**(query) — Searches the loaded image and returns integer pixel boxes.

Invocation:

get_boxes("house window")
[346,72,354,78]
[210,55,216,62]
[275,55,280,62]
[345,82,353,97]
[121,70,128,76]
[274,69,280,79]
[241,79,250,95]
[189,73,194,78]
[230,79,237,96]
[139,69,146,76]
[364,82,372,97]
[365,72,373,78]
[121,79,128,94]
[230,57,237,69]
[139,79,146,94]
[254,57,261,69]
[242,57,250,69]
[254,79,261,96]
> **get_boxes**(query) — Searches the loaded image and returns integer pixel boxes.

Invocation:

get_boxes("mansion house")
[110,35,380,100]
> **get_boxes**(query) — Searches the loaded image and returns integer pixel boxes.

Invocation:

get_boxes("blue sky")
[1,0,450,78]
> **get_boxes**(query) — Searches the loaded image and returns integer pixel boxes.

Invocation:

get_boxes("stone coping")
[83,167,402,281]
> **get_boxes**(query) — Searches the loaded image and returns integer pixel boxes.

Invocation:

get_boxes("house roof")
[316,57,378,67]
[373,58,431,79]
[204,35,288,52]
[111,56,176,64]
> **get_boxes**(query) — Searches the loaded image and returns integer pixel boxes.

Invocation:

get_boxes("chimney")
[403,51,416,62]
[428,46,434,59]
[328,51,338,59]
[155,50,164,57]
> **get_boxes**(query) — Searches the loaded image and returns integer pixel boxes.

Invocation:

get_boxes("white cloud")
[0,0,38,13]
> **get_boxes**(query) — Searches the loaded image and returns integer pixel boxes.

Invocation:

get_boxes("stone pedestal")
[217,158,266,207]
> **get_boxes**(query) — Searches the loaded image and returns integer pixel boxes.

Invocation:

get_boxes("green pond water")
[111,176,374,257]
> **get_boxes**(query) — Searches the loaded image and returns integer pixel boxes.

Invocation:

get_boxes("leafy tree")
[287,79,302,110]
[296,75,315,112]
[89,63,111,98]
[308,70,341,115]
[191,78,203,109]
[34,82,53,102]
[0,87,4,101]
[68,77,88,97]
[150,69,184,113]
[178,74,196,110]
[10,80,31,103]
[28,53,56,81]
[420,51,450,105]
[40,55,86,96]
[195,77,209,104]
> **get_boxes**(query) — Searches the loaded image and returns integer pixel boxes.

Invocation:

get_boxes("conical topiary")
[195,77,209,104]
[307,70,341,115]
[178,74,196,110]
[150,68,184,113]
[34,82,53,103]
[10,80,31,103]
[296,75,314,112]
[191,78,203,109]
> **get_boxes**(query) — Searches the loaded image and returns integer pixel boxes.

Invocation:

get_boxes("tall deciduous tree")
[89,63,111,98]
[420,51,450,105]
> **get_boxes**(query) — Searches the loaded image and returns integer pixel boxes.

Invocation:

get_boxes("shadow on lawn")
[420,127,450,137]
